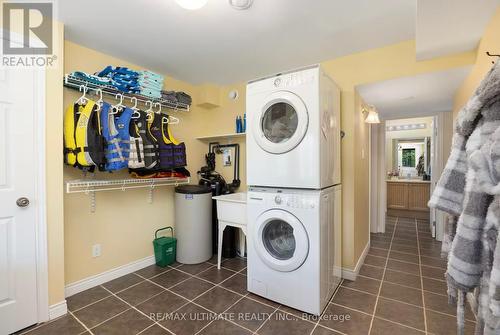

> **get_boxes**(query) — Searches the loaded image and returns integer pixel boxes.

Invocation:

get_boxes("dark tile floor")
[19,217,475,335]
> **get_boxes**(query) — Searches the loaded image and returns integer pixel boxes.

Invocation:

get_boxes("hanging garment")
[428,61,500,335]
[163,120,187,168]
[128,116,146,169]
[135,111,159,170]
[64,99,105,171]
[470,124,500,335]
[101,103,133,171]
[149,113,175,170]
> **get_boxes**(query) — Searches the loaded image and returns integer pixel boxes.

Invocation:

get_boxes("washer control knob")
[275,195,282,204]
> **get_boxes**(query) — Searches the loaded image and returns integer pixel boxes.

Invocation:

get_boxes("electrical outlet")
[92,244,101,258]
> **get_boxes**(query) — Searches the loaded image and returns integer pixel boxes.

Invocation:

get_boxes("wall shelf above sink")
[196,133,246,141]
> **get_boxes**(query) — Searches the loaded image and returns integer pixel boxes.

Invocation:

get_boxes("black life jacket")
[149,113,175,170]
[135,111,159,170]
[164,122,187,168]
[128,115,146,169]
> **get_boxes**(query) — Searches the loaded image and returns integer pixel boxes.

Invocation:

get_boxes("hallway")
[338,216,477,334]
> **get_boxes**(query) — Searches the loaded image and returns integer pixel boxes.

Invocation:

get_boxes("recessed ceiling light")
[175,0,208,10]
[229,0,253,10]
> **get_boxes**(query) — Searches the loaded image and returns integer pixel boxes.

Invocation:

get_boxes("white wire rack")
[66,177,190,194]
[63,73,190,112]
[66,177,190,212]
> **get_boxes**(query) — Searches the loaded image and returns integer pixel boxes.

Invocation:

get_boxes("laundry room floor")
[18,217,474,335]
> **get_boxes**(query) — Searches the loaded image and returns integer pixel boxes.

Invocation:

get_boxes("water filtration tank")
[174,185,212,264]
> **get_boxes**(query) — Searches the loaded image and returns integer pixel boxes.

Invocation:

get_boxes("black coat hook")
[486,51,500,64]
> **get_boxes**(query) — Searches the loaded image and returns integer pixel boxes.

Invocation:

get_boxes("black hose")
[213,143,240,189]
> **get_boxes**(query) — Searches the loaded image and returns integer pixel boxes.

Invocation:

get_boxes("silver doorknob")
[16,197,30,208]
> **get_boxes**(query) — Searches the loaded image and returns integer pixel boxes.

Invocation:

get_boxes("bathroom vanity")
[387,179,431,219]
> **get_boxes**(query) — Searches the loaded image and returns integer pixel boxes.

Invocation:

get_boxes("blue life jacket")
[100,103,133,171]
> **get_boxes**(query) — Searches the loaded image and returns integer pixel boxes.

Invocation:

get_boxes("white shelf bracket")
[90,190,96,213]
[148,181,155,204]
[84,186,96,213]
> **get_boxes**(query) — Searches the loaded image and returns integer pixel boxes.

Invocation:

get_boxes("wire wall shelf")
[66,177,190,194]
[63,74,190,112]
[66,177,190,212]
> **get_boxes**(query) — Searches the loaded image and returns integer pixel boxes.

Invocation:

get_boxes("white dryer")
[247,186,342,315]
[246,65,341,189]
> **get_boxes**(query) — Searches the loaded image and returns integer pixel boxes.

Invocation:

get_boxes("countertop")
[387,179,431,184]
[212,192,247,203]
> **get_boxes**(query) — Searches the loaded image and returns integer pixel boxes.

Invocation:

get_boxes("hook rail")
[64,73,190,112]
[486,51,500,64]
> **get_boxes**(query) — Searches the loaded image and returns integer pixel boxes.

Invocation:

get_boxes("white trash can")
[174,185,212,264]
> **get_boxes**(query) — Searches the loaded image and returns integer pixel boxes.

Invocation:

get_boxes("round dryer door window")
[254,209,309,272]
[253,91,308,154]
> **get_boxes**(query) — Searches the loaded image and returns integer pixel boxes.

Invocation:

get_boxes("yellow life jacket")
[64,100,106,171]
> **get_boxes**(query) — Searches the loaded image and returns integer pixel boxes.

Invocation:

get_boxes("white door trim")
[0,29,49,323]
[370,122,386,233]
[34,67,49,322]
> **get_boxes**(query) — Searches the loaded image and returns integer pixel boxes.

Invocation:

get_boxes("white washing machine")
[246,65,341,189]
[247,186,342,315]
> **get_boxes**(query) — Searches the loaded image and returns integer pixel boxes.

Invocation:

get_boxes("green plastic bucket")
[153,227,177,267]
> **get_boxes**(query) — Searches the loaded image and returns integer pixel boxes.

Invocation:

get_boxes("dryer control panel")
[247,65,319,95]
[248,188,319,210]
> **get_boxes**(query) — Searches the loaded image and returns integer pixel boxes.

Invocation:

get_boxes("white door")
[254,209,309,272]
[0,56,42,333]
[252,91,309,154]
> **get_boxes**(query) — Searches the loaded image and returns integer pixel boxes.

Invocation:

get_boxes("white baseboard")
[65,255,155,298]
[342,241,370,281]
[49,300,67,320]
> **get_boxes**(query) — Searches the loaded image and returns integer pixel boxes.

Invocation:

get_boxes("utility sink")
[212,192,247,225]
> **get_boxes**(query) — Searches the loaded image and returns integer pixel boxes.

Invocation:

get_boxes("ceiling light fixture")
[363,105,381,124]
[175,0,208,10]
[229,0,253,10]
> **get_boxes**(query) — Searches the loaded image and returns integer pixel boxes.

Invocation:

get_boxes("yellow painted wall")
[353,92,370,262]
[453,6,500,119]
[63,41,246,286]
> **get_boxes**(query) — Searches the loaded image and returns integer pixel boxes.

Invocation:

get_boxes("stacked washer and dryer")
[246,65,342,315]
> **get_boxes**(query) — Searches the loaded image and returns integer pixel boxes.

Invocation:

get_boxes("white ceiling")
[57,0,416,84]
[356,66,472,120]
[416,0,500,60]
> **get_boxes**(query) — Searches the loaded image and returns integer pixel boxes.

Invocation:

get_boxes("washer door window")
[253,91,308,154]
[255,209,309,272]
